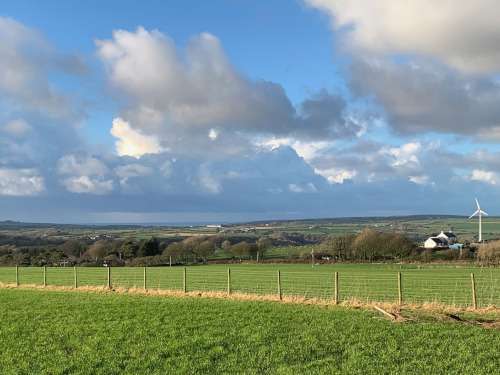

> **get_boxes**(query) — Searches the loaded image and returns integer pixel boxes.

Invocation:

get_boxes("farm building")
[424,237,449,249]
[436,231,457,244]
[424,231,462,249]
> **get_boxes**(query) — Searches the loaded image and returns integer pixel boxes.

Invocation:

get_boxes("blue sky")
[1,0,500,223]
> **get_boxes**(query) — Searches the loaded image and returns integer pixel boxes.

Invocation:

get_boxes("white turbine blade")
[475,197,480,209]
[480,210,488,216]
[469,209,480,219]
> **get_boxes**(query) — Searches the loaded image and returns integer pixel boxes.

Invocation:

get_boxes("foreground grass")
[1,288,500,374]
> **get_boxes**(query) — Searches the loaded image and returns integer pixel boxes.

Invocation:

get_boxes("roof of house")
[432,231,457,238]
[441,231,457,237]
[427,237,448,244]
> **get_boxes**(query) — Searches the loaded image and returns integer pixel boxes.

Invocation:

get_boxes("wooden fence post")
[183,267,187,293]
[16,265,19,287]
[227,268,231,296]
[74,266,77,289]
[278,270,282,301]
[144,266,147,291]
[334,271,339,305]
[398,272,402,305]
[107,267,111,289]
[471,273,477,310]
[44,266,47,287]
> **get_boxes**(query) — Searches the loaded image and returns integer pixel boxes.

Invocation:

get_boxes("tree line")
[0,235,274,267]
[301,228,418,262]
[0,227,482,267]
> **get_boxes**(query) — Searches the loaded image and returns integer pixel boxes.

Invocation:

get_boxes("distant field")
[4,215,500,243]
[1,288,499,374]
[2,264,500,309]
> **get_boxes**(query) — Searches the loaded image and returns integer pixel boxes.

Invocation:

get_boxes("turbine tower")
[469,198,488,243]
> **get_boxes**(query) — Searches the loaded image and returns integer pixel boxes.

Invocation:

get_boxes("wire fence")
[1,265,500,309]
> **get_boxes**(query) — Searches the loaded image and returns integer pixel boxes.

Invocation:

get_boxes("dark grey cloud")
[350,60,500,137]
[54,53,90,76]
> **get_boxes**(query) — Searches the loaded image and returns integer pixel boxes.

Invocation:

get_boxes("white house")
[436,231,457,244]
[424,237,448,249]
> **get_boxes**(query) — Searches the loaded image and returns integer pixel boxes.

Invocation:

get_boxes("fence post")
[278,270,282,301]
[471,273,477,310]
[398,272,402,305]
[144,266,147,291]
[334,271,339,305]
[44,266,47,287]
[227,268,231,296]
[74,266,77,289]
[183,267,187,293]
[107,267,111,289]
[16,265,19,286]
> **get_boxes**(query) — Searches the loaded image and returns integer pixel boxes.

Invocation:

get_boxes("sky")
[1,0,500,224]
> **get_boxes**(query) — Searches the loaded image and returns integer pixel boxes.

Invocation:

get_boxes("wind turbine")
[469,198,488,243]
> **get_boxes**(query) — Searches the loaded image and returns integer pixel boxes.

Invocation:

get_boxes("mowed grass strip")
[3,264,500,308]
[1,288,500,374]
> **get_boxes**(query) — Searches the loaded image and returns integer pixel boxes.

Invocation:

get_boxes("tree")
[162,242,183,264]
[232,242,250,262]
[120,240,139,259]
[383,233,416,260]
[137,237,160,257]
[477,240,500,266]
[352,228,380,261]
[192,240,215,263]
[221,240,237,260]
[256,237,271,262]
[82,240,111,263]
[59,240,86,258]
[247,243,259,260]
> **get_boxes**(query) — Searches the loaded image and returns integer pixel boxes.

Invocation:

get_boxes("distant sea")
[80,222,234,227]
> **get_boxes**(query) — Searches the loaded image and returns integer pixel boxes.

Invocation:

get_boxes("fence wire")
[2,266,500,308]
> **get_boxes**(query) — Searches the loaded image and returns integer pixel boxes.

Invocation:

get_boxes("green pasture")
[1,288,499,374]
[2,264,500,308]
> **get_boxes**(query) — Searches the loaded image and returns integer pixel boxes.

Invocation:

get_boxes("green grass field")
[2,264,500,308]
[0,288,499,374]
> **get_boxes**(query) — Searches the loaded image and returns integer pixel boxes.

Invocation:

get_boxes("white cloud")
[289,183,317,193]
[97,27,359,160]
[57,154,109,176]
[60,176,114,195]
[197,165,221,194]
[409,175,435,186]
[470,170,498,185]
[1,119,34,138]
[382,141,421,167]
[110,118,164,158]
[305,0,500,73]
[257,137,330,161]
[0,168,45,196]
[314,167,357,184]
[57,154,114,195]
[96,28,294,134]
[208,128,218,140]
[0,17,84,121]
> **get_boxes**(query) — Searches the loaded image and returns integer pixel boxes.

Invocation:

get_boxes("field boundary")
[2,265,500,311]
[2,280,500,316]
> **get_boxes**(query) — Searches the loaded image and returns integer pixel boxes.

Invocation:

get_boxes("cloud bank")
[1,11,500,223]
[305,0,500,74]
